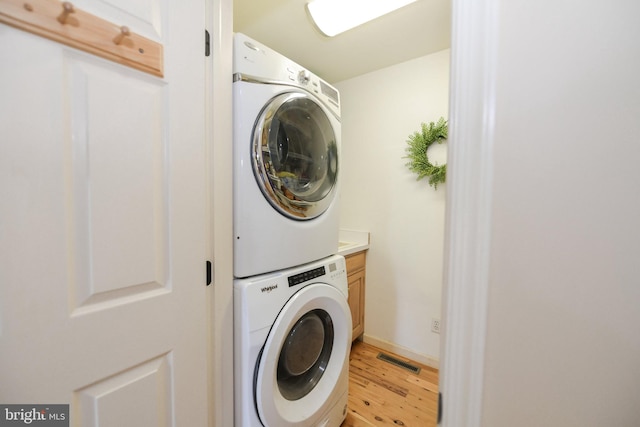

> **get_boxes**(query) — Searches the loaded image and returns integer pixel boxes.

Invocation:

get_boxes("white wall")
[335,50,450,362]
[483,4,640,425]
[443,0,640,425]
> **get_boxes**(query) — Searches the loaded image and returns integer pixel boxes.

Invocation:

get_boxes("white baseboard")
[361,334,440,370]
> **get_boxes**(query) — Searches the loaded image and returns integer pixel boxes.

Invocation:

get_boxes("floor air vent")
[376,352,421,374]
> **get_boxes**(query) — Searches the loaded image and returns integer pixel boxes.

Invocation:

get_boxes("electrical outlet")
[431,318,441,334]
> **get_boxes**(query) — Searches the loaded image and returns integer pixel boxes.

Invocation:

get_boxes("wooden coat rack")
[0,0,163,77]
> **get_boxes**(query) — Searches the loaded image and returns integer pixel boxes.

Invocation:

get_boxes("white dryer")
[233,33,342,278]
[234,254,352,427]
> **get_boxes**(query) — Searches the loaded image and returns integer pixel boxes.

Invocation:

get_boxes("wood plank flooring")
[341,340,439,427]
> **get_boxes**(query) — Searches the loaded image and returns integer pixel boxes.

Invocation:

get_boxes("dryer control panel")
[233,33,341,118]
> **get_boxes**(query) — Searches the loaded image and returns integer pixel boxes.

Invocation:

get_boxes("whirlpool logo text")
[260,284,278,293]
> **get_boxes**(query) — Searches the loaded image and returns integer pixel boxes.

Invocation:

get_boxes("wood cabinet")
[345,251,366,341]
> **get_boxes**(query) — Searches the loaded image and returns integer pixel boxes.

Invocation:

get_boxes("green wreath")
[404,117,448,189]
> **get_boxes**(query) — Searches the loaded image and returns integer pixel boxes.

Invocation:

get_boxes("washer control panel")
[286,259,347,288]
[288,266,326,287]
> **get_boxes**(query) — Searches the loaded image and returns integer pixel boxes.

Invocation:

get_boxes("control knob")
[298,70,310,85]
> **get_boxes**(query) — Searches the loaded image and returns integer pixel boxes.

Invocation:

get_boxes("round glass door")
[277,309,334,400]
[254,283,351,426]
[252,92,338,220]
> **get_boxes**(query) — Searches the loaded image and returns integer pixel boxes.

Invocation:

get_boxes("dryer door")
[253,92,338,220]
[254,283,351,426]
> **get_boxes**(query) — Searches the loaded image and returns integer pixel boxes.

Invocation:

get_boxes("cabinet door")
[348,269,366,341]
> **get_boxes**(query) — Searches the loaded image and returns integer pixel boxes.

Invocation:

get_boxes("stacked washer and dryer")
[232,33,352,427]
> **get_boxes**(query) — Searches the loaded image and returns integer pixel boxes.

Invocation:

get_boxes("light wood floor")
[341,340,439,427]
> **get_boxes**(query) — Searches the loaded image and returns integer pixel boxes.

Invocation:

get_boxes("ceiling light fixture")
[306,0,418,37]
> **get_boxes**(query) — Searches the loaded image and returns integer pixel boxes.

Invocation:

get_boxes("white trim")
[363,334,439,370]
[439,0,499,425]
[207,0,235,426]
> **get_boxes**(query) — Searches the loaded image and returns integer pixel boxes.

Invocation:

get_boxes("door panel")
[75,354,172,426]
[0,0,207,425]
[67,53,169,312]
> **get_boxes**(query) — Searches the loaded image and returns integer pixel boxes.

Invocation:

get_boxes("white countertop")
[337,229,370,257]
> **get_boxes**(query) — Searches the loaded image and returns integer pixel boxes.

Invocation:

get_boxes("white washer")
[233,33,342,278]
[234,254,352,427]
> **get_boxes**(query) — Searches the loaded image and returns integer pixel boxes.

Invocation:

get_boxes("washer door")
[255,283,351,426]
[252,92,338,220]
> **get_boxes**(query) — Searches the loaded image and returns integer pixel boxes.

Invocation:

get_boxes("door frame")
[439,0,498,425]
[206,0,235,426]
[209,0,501,425]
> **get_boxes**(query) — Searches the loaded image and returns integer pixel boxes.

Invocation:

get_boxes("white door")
[0,1,208,425]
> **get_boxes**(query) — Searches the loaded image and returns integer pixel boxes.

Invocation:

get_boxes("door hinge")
[206,260,213,286]
[437,392,442,424]
[205,30,210,57]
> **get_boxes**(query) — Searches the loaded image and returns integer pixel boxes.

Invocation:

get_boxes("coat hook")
[57,2,75,24]
[113,26,130,45]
